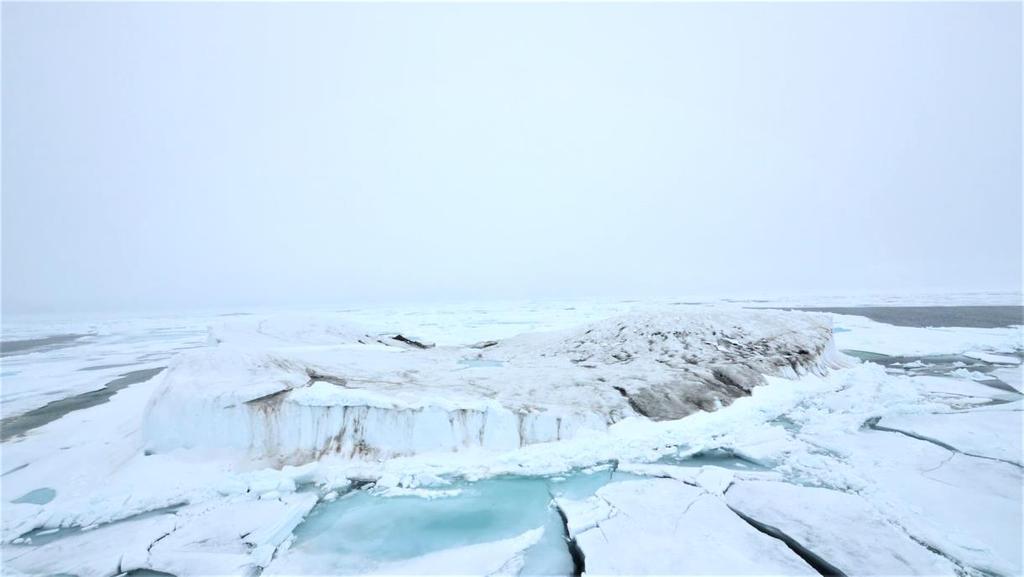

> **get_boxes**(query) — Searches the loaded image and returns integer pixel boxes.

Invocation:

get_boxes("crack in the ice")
[146,528,175,555]
[550,500,586,577]
[919,458,986,493]
[634,470,700,488]
[12,502,188,546]
[594,520,612,546]
[1,463,29,476]
[5,545,40,562]
[726,505,847,577]
[865,417,1022,469]
[799,439,850,464]
[589,492,635,523]
[901,530,999,577]
[843,493,993,577]
[670,495,704,536]
[920,451,956,475]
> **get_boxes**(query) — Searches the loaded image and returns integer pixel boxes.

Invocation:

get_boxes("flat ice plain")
[1,294,1021,577]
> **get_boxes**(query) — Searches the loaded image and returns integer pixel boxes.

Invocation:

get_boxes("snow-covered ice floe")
[557,478,819,575]
[724,480,957,575]
[3,303,1021,576]
[142,308,846,465]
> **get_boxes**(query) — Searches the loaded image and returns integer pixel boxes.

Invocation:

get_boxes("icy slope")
[142,308,846,465]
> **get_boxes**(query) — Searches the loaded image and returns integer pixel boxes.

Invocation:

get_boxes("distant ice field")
[781,305,1023,328]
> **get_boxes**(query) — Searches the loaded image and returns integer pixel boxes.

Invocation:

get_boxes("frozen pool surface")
[290,477,552,568]
[458,357,505,368]
[11,487,56,505]
[280,470,640,574]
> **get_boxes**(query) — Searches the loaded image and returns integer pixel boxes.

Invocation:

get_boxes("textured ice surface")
[992,366,1023,392]
[142,307,844,464]
[2,300,1021,576]
[876,409,1022,465]
[266,476,574,575]
[145,493,318,576]
[964,351,1022,365]
[726,480,955,575]
[837,430,1023,576]
[827,312,1021,357]
[3,514,178,577]
[559,478,817,575]
[0,317,206,419]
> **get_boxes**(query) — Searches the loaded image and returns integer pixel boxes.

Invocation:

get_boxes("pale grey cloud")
[3,2,1021,313]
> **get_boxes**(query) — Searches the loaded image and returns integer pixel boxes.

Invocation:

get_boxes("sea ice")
[876,409,1022,465]
[144,493,318,576]
[815,428,1023,576]
[3,302,1021,576]
[558,478,817,574]
[964,351,1022,365]
[3,514,178,577]
[828,313,1021,357]
[991,366,1023,392]
[725,480,956,575]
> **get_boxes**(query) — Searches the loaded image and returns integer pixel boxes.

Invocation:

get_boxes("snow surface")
[991,366,1023,392]
[559,478,818,574]
[828,313,1021,357]
[2,300,1021,576]
[876,410,1022,465]
[0,317,205,418]
[725,480,956,575]
[964,351,1022,365]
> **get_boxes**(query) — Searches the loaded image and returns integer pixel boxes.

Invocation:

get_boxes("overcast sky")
[2,2,1021,314]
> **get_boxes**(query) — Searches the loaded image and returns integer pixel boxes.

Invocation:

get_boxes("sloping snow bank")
[143,308,845,465]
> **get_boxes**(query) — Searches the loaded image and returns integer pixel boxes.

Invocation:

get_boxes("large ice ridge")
[142,308,847,465]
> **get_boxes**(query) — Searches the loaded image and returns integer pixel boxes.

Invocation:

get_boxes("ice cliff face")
[142,308,846,465]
